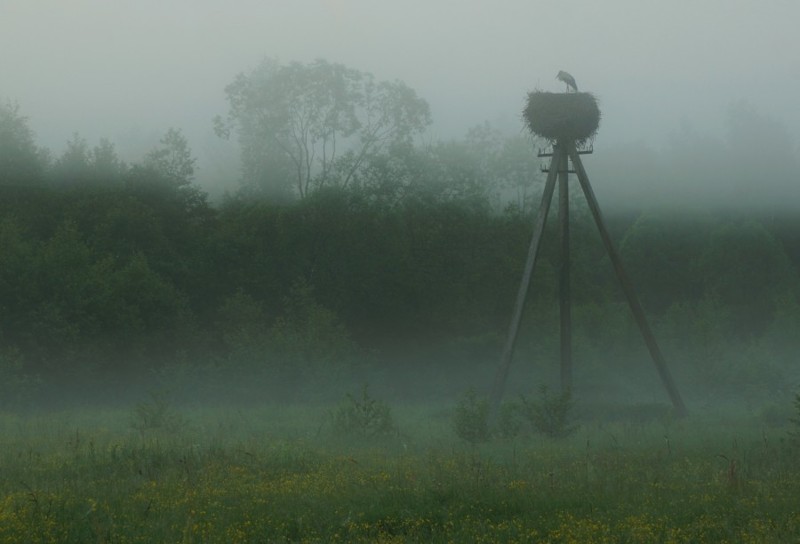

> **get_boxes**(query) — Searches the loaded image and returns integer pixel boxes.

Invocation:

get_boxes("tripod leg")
[566,143,688,417]
[489,145,561,419]
[558,149,572,394]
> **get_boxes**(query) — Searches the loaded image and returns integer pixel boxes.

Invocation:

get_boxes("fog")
[2,0,800,401]
[4,7,800,536]
[3,0,800,201]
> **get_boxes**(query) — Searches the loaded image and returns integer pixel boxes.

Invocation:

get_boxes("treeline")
[0,177,533,373]
[2,58,800,405]
[2,172,799,400]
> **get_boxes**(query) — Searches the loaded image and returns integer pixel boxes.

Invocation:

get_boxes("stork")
[556,70,578,93]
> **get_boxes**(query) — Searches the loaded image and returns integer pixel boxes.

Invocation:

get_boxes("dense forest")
[2,60,799,410]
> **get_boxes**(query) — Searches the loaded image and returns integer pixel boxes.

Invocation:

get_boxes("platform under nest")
[523,91,600,144]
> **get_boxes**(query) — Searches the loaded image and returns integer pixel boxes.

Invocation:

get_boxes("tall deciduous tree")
[52,134,127,185]
[145,128,196,187]
[53,133,91,184]
[0,102,44,186]
[138,128,208,218]
[725,101,798,209]
[215,59,431,198]
[91,138,126,184]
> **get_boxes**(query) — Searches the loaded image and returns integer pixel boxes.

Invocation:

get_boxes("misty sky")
[2,0,800,191]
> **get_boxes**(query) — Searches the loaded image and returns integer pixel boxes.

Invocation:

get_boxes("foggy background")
[3,0,799,202]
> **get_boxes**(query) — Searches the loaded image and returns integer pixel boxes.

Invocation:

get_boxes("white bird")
[556,71,578,93]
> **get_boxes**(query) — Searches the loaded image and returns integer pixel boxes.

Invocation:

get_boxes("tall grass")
[0,401,799,543]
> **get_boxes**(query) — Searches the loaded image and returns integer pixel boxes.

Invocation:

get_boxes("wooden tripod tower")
[488,91,687,418]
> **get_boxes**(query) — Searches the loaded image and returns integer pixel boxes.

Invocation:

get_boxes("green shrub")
[332,385,395,438]
[130,390,185,436]
[269,280,356,384]
[519,386,577,438]
[453,389,490,444]
[495,400,523,439]
[790,390,800,442]
[0,348,39,410]
[758,400,793,428]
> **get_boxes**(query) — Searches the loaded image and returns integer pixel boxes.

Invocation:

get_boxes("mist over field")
[2,2,800,542]
[0,0,798,432]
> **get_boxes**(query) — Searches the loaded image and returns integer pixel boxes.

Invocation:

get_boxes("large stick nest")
[523,91,601,144]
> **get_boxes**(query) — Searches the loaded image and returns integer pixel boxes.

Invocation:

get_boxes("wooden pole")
[489,145,561,419]
[566,142,688,417]
[558,142,572,393]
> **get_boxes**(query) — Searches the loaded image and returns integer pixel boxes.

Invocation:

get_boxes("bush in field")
[453,389,490,443]
[520,386,577,439]
[269,280,357,384]
[790,389,800,442]
[0,348,39,409]
[758,400,793,428]
[332,385,395,437]
[130,390,185,436]
[495,399,523,439]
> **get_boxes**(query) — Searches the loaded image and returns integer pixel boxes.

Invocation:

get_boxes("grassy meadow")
[1,394,800,544]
